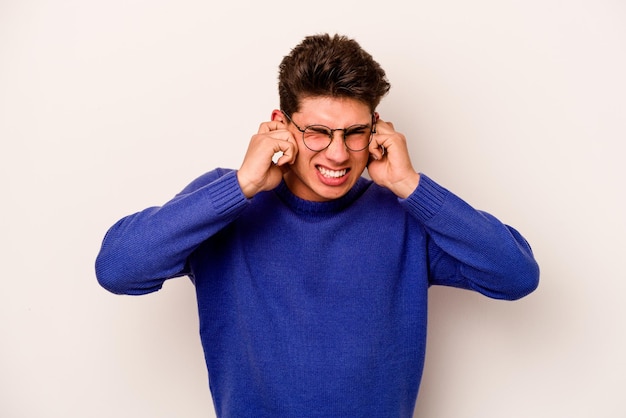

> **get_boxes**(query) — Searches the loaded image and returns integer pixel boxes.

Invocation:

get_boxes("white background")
[1,0,625,417]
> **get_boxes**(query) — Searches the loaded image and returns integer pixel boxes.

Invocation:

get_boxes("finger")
[368,137,385,161]
[373,119,395,134]
[275,140,298,166]
[272,129,299,162]
[377,118,394,128]
[258,120,287,134]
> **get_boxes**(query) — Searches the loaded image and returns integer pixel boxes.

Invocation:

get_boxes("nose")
[323,130,350,162]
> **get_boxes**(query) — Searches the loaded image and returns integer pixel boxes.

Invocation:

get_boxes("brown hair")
[278,33,391,116]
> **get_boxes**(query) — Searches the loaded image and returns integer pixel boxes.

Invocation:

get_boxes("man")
[96,33,539,417]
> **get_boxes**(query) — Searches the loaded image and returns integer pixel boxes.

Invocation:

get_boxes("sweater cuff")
[401,173,448,222]
[207,170,248,216]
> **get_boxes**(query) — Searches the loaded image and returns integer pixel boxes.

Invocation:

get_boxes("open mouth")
[317,166,348,178]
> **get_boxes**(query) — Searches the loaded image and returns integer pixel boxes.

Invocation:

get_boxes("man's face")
[280,96,373,202]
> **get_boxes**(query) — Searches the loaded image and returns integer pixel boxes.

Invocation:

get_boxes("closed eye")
[345,125,370,136]
[307,125,333,135]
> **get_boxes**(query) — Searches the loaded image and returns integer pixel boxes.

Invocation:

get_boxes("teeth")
[318,166,347,178]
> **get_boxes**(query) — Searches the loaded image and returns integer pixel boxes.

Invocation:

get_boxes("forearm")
[403,174,539,300]
[95,169,248,295]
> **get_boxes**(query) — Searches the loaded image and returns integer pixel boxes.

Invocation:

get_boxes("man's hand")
[367,119,420,199]
[237,120,298,199]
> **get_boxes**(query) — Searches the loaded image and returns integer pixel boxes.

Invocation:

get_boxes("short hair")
[278,33,391,116]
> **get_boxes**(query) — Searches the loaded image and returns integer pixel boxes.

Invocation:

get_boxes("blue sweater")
[96,169,539,417]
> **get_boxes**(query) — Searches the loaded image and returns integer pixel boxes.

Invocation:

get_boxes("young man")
[96,33,539,417]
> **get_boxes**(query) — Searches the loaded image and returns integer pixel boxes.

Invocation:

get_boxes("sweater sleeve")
[95,168,248,295]
[401,174,539,300]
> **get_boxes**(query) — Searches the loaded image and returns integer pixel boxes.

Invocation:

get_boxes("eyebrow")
[283,111,374,129]
[309,122,371,129]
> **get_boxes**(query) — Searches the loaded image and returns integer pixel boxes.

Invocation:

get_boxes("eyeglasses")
[282,111,376,152]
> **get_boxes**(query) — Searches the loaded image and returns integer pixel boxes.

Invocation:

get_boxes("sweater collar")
[274,177,371,215]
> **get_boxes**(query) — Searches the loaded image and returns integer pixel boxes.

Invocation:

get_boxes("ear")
[271,109,285,123]
[373,111,380,122]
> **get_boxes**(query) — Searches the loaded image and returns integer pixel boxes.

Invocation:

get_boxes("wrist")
[236,170,257,199]
[393,172,421,199]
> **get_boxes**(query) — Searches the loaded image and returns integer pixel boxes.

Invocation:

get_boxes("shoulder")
[177,168,237,195]
[356,176,409,214]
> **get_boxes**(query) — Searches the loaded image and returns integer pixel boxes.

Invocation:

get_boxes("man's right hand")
[237,119,298,199]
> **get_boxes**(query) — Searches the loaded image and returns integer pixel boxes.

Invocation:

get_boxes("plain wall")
[1,0,625,417]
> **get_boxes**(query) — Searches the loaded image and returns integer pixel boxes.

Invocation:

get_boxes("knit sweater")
[95,168,539,417]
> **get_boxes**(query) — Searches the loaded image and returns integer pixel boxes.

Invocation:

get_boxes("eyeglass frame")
[281,110,377,152]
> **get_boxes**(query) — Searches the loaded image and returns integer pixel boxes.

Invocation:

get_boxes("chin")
[313,180,356,201]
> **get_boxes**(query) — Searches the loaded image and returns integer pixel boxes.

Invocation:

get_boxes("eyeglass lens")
[303,125,372,151]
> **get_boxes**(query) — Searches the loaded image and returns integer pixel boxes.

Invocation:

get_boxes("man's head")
[278,33,390,116]
[273,34,391,202]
